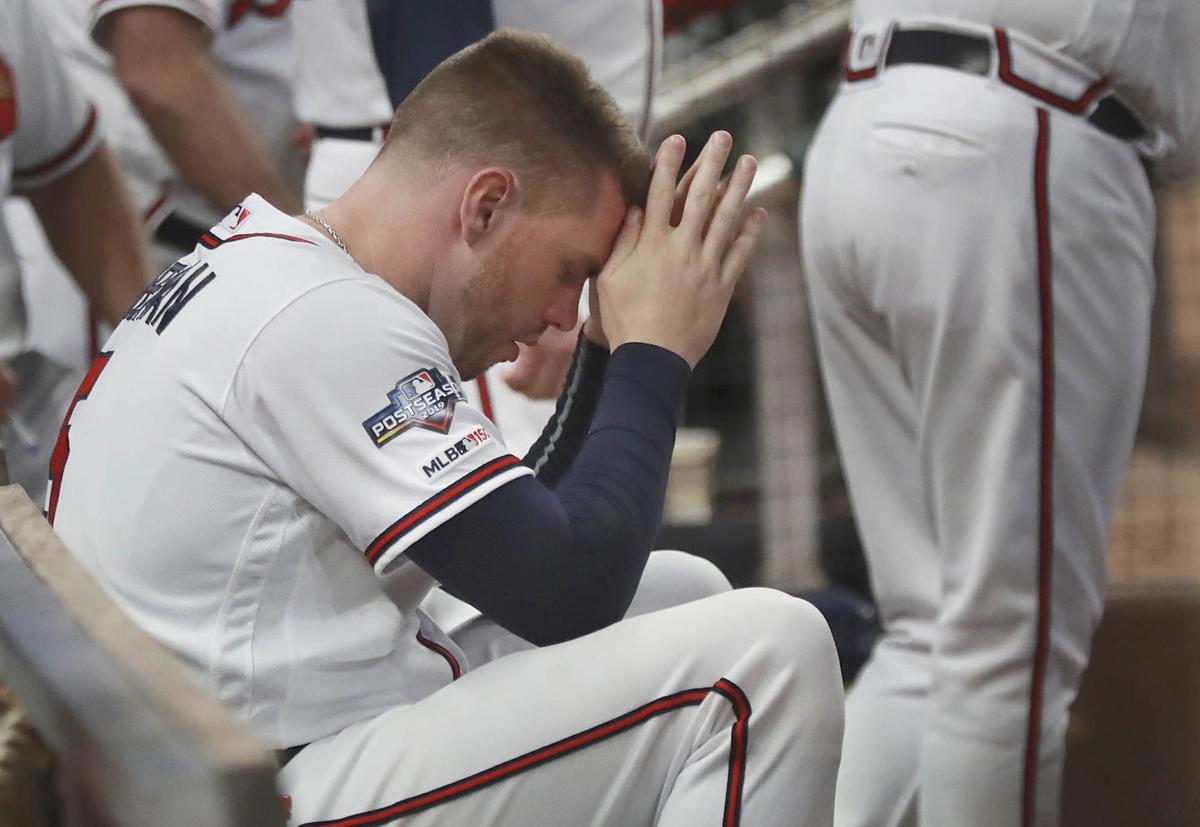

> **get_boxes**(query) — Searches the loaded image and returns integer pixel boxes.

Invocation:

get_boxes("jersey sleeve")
[224,277,533,575]
[7,0,101,191]
[90,0,226,42]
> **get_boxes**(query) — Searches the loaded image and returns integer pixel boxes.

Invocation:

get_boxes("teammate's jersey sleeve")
[7,0,101,192]
[90,0,226,40]
[223,276,532,575]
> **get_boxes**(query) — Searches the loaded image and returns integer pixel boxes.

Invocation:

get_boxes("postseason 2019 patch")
[363,367,464,447]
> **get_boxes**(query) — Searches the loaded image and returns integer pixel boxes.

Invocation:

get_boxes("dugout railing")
[0,482,283,827]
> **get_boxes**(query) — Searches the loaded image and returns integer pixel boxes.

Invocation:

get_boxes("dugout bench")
[0,461,283,826]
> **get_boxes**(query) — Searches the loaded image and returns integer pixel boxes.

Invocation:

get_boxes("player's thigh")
[801,92,940,642]
[1039,115,1153,714]
[834,638,929,827]
[280,589,843,827]
[919,108,1153,738]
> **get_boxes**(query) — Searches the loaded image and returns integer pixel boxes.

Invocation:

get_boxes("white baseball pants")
[278,588,844,826]
[801,63,1153,826]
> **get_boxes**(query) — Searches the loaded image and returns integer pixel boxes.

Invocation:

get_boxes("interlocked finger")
[678,131,733,240]
[669,150,702,227]
[719,207,768,286]
[703,154,758,264]
[644,136,687,232]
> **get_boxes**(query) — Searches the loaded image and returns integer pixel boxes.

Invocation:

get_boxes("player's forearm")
[26,143,152,325]
[110,10,301,214]
[410,343,689,646]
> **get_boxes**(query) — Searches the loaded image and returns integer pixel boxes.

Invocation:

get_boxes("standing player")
[292,0,393,214]
[0,0,148,486]
[801,2,1200,826]
[49,33,844,825]
[61,0,303,257]
[4,0,302,500]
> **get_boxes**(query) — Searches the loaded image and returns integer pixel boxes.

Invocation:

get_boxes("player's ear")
[460,167,519,246]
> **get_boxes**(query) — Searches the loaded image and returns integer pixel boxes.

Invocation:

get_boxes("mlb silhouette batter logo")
[363,367,465,447]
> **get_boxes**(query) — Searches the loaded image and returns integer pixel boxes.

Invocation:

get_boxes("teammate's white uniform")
[801,2,1200,826]
[56,0,301,234]
[0,0,101,473]
[293,0,392,212]
[50,194,844,825]
[296,0,663,454]
[2,0,298,501]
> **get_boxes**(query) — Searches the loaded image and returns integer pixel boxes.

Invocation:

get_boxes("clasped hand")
[585,131,766,367]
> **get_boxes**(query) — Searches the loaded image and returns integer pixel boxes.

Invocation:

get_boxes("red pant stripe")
[414,632,461,681]
[1023,106,1055,827]
[301,679,752,826]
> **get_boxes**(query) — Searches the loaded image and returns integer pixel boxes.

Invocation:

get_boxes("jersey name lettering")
[124,261,217,335]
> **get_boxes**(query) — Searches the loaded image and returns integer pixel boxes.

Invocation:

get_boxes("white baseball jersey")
[49,194,531,749]
[854,0,1200,178]
[0,0,100,361]
[48,194,847,827]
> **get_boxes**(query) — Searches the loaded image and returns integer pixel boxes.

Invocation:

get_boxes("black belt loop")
[845,26,1148,143]
[276,743,308,768]
[1086,95,1148,142]
[886,29,991,77]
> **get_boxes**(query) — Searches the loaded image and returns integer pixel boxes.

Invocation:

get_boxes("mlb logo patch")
[220,204,252,232]
[363,367,464,447]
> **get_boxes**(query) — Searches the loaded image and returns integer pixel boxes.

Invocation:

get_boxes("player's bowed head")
[309,29,766,379]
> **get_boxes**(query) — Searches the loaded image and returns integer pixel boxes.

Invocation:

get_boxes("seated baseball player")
[47,31,845,825]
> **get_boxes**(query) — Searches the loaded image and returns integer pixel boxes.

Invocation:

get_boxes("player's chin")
[459,342,519,382]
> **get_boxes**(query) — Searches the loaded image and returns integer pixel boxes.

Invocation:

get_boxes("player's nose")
[545,286,581,332]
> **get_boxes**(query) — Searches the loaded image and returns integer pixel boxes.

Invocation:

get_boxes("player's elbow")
[517,582,637,647]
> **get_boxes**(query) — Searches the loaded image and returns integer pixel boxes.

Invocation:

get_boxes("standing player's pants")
[801,52,1154,827]
[278,588,844,826]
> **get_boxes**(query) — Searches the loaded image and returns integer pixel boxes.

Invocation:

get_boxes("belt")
[848,28,1148,143]
[276,744,307,768]
[315,123,390,142]
[153,211,207,251]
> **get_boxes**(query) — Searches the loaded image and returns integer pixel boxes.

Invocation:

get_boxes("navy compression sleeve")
[405,342,689,646]
[522,333,609,486]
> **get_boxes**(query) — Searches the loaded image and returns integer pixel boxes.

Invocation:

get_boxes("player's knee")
[646,549,731,600]
[725,588,842,676]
